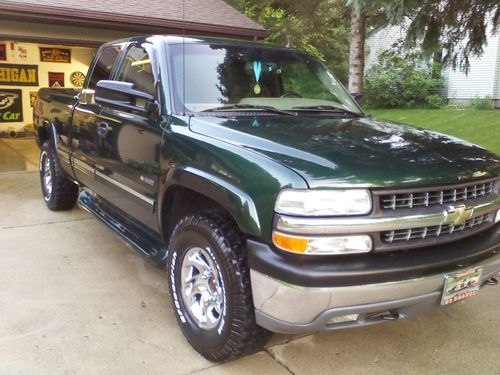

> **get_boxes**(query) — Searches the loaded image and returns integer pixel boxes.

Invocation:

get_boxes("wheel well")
[161,186,241,242]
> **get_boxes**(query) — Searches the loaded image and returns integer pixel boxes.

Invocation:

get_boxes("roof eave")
[0,2,268,39]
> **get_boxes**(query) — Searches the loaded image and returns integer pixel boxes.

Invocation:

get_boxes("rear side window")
[88,46,121,90]
[117,45,157,98]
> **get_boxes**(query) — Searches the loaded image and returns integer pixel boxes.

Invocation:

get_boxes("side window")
[117,45,157,98]
[82,45,121,104]
[88,46,121,90]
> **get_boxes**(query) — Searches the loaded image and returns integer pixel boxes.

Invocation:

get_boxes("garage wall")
[0,40,96,133]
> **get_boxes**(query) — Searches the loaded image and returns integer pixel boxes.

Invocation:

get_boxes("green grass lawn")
[368,108,500,154]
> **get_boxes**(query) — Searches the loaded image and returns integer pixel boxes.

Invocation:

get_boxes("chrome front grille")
[380,181,494,210]
[382,212,492,243]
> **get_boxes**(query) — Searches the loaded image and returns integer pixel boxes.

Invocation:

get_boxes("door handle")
[97,121,109,136]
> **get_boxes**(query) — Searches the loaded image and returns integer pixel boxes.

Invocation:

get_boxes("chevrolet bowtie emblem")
[444,205,474,225]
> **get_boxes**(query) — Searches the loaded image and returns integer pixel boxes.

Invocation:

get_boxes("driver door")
[92,43,162,232]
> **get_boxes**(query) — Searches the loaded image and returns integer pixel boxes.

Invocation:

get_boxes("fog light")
[495,209,500,224]
[272,232,372,255]
[327,314,359,324]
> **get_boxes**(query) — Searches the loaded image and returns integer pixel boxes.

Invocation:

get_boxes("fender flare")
[158,166,262,237]
[37,119,60,150]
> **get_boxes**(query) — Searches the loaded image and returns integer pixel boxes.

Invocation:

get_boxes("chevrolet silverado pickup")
[34,35,500,362]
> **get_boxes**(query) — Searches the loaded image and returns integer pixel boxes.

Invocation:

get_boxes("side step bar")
[78,190,168,265]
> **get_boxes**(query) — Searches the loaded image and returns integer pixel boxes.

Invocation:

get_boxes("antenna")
[182,0,186,116]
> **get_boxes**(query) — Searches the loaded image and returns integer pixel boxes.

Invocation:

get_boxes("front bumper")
[251,254,500,334]
[248,225,500,334]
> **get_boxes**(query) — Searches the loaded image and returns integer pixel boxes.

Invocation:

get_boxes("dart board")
[70,71,86,87]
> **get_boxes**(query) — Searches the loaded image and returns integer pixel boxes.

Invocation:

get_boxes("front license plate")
[441,266,483,306]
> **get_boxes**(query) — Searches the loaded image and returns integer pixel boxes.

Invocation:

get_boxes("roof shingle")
[0,0,265,35]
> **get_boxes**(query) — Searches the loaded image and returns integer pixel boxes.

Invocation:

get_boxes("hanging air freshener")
[253,61,262,95]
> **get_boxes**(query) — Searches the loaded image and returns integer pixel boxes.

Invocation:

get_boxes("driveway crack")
[265,348,295,375]
[2,217,92,230]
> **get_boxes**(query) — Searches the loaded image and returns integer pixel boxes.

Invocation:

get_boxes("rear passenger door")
[92,43,162,232]
[71,44,123,188]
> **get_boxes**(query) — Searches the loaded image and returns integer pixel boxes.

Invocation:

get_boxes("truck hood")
[189,115,500,188]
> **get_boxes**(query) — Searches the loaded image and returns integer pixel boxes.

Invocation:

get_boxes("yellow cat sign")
[0,89,23,123]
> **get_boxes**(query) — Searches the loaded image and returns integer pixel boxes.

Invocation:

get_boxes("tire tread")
[168,211,271,362]
[41,142,79,211]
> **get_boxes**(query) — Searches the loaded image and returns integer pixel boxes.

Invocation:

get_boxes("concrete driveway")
[1,138,499,375]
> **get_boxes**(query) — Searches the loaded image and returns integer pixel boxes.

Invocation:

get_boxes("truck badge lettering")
[140,175,155,186]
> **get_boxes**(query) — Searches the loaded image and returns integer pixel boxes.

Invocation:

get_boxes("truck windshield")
[169,43,363,116]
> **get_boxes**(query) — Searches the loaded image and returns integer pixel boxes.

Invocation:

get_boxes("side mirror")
[95,80,158,116]
[350,92,363,103]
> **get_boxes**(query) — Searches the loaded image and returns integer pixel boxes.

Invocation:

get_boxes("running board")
[78,190,167,265]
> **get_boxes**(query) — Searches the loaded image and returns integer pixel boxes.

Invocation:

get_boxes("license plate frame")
[441,266,483,306]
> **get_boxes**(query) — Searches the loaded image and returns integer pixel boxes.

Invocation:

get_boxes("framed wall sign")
[48,72,65,87]
[0,64,39,86]
[0,89,23,123]
[40,47,71,63]
[30,91,38,107]
[0,44,6,61]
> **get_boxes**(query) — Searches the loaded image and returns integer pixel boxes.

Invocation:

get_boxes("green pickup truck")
[34,35,500,362]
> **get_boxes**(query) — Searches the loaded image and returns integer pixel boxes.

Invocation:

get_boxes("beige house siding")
[494,33,500,108]
[365,25,499,107]
[364,24,407,70]
[445,31,499,102]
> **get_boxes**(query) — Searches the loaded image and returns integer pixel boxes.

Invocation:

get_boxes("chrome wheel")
[41,151,53,201]
[180,247,225,330]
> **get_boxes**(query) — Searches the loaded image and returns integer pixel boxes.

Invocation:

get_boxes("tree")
[227,0,352,83]
[346,2,387,94]
[348,0,500,91]
[347,8,366,93]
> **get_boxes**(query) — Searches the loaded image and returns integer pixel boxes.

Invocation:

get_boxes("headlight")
[275,189,372,216]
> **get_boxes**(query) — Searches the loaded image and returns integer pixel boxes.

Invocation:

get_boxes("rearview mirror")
[95,80,158,116]
[350,92,363,103]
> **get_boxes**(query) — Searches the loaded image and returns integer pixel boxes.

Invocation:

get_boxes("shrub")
[426,94,446,108]
[364,48,444,108]
[470,96,494,110]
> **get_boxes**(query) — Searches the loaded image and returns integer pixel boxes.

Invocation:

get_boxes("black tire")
[166,212,271,362]
[39,142,79,211]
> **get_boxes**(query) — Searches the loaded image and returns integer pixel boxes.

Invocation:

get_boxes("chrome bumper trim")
[251,251,500,331]
[276,196,500,235]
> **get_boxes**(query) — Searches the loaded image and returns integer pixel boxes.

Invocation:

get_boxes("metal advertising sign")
[0,64,39,86]
[40,47,71,63]
[48,72,65,87]
[30,91,38,107]
[0,44,6,61]
[0,89,23,123]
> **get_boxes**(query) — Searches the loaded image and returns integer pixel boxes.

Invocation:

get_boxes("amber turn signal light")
[272,232,308,253]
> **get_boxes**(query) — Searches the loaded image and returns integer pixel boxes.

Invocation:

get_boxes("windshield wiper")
[201,104,296,116]
[292,105,363,117]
